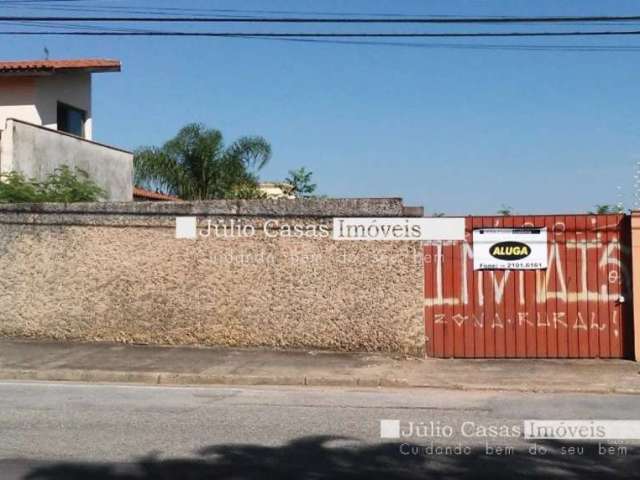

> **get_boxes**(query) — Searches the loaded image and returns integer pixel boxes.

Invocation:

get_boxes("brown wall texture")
[0,199,425,355]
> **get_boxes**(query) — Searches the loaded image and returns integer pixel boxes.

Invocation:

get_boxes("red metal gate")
[424,214,632,358]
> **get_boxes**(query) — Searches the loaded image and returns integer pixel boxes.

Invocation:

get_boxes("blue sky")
[2,0,640,214]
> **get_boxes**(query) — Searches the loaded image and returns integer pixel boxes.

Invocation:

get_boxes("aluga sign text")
[473,228,548,270]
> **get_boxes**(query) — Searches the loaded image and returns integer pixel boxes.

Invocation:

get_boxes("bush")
[224,182,267,199]
[0,166,106,203]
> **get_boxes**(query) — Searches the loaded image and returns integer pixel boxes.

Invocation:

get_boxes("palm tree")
[592,204,613,214]
[134,123,271,200]
[589,204,624,214]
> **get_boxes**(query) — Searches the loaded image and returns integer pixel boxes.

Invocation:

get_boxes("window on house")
[57,102,86,137]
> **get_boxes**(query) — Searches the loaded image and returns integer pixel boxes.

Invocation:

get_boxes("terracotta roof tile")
[0,59,121,75]
[133,187,181,202]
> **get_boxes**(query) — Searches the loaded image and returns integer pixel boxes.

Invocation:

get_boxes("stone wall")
[0,199,426,355]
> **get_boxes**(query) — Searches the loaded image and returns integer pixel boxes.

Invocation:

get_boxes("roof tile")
[133,187,181,202]
[0,58,121,75]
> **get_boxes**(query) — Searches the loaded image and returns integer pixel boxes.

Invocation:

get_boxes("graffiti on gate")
[424,216,630,357]
[432,311,620,336]
[424,239,628,307]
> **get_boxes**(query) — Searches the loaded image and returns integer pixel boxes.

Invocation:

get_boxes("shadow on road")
[21,435,638,479]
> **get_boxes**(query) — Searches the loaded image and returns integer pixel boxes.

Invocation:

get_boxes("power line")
[0,20,159,33]
[2,15,640,23]
[5,21,640,51]
[0,0,87,3]
[0,4,264,19]
[3,30,640,38]
[0,3,427,17]
[0,3,610,20]
[1,26,638,51]
[252,36,640,52]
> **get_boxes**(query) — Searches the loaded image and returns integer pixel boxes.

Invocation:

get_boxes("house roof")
[0,58,121,76]
[259,182,294,192]
[133,187,181,202]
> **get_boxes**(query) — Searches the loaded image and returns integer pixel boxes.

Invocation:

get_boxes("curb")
[0,369,637,394]
[0,369,410,389]
[407,381,639,395]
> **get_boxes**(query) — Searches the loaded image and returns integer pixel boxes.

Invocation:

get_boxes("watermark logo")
[332,217,464,241]
[380,419,640,441]
[175,216,197,239]
[380,420,402,439]
[380,418,634,459]
[175,216,465,241]
[525,420,640,440]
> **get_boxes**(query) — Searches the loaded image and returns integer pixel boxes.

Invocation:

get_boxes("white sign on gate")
[473,228,548,270]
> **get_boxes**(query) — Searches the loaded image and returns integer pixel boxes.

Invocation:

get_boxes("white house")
[258,182,296,199]
[0,58,133,201]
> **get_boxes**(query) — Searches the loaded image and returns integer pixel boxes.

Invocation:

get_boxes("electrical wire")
[3,30,640,38]
[250,36,640,52]
[2,15,640,23]
[3,3,640,52]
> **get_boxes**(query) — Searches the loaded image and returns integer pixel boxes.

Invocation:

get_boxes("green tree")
[590,204,623,214]
[285,167,317,198]
[225,182,267,200]
[40,166,106,202]
[0,166,105,203]
[134,123,271,200]
[0,171,40,202]
[497,204,513,216]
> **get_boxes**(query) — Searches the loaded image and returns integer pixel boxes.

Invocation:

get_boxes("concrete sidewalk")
[0,337,638,394]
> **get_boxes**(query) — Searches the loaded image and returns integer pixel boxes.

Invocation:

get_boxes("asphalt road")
[0,381,638,479]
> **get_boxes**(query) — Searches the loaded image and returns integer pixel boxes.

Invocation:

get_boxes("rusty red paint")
[423,214,631,358]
